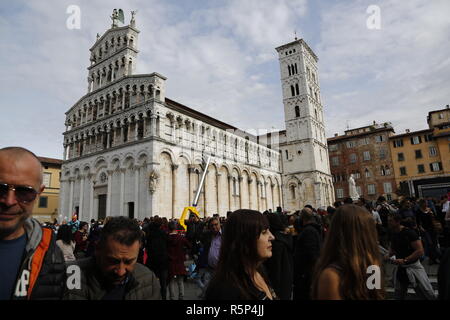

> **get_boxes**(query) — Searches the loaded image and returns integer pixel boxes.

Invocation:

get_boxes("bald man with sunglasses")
[0,147,66,300]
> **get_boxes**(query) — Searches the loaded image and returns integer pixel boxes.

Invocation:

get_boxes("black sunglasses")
[0,183,39,203]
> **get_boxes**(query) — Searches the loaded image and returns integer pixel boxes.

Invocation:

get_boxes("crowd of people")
[1,146,450,301]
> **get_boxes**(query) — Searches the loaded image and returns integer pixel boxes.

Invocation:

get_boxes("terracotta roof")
[38,157,63,166]
[327,127,394,142]
[388,129,432,139]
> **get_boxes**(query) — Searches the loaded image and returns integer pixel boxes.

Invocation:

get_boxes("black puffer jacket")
[12,218,66,300]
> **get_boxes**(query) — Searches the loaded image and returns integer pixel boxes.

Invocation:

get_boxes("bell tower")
[276,38,334,209]
[87,10,140,93]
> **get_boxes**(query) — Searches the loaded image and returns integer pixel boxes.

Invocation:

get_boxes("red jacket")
[167,233,191,279]
[74,231,88,253]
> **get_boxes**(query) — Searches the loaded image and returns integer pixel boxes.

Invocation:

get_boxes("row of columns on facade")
[175,165,282,217]
[88,61,133,92]
[69,87,158,128]
[91,36,135,65]
[64,165,143,221]
[64,114,158,160]
[164,116,275,168]
[63,163,282,221]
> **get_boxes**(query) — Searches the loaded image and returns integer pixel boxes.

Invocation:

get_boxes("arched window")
[290,185,296,199]
[288,65,291,76]
[295,106,300,118]
[285,150,289,160]
[295,83,300,95]
[295,63,298,74]
[291,85,295,97]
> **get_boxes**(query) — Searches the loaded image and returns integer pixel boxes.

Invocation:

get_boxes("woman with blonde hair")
[311,204,385,300]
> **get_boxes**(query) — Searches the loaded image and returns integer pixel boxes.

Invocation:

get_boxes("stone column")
[134,166,140,219]
[216,172,220,216]
[79,175,85,220]
[89,174,94,222]
[264,182,268,211]
[69,178,74,217]
[122,125,127,144]
[120,168,125,216]
[248,178,253,209]
[171,165,178,219]
[81,136,86,156]
[143,114,149,137]
[106,170,113,217]
[150,115,157,137]
[127,119,132,142]
[278,184,283,209]
[59,178,68,221]
[203,169,208,217]
[238,176,243,209]
[134,119,139,141]
[63,144,68,161]
[188,166,195,206]
[256,181,261,212]
[271,183,275,209]
[227,175,232,212]
[106,130,111,149]
[171,121,176,143]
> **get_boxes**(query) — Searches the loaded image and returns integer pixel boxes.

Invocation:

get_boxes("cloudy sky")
[1,0,449,159]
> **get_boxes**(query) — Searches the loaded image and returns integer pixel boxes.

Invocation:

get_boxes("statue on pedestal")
[348,174,359,201]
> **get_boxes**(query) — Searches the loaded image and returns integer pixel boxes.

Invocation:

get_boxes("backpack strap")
[27,227,52,299]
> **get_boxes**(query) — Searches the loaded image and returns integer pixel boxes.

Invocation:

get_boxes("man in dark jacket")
[145,217,169,299]
[197,217,222,298]
[264,212,294,300]
[293,208,322,300]
[0,147,66,300]
[186,213,204,260]
[65,216,160,300]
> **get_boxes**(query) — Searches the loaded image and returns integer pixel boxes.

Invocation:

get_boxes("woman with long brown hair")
[311,204,385,300]
[205,209,277,300]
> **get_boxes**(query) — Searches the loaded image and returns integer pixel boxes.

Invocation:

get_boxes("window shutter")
[439,162,443,170]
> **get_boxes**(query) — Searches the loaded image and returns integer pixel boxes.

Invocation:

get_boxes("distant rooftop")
[38,157,63,166]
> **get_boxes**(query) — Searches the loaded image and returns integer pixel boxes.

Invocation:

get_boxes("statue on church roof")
[130,10,137,27]
[111,8,124,28]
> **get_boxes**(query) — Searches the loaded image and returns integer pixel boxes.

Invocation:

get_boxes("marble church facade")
[59,15,333,221]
